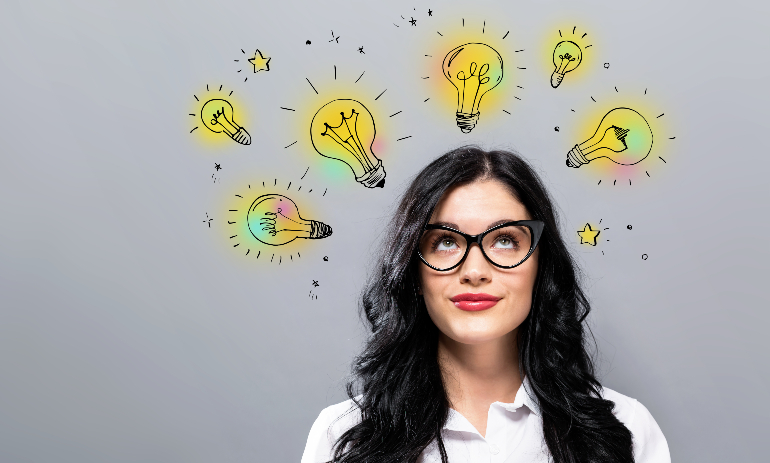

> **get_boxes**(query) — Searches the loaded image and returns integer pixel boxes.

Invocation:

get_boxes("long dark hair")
[331,146,634,463]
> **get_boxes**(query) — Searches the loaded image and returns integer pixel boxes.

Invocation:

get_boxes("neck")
[438,329,522,410]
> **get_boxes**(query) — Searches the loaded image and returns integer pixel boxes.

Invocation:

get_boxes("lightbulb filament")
[211,108,239,135]
[259,210,305,236]
[557,53,576,73]
[455,62,491,114]
[321,110,375,171]
[612,126,630,148]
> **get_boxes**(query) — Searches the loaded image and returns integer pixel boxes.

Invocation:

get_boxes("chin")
[446,326,508,345]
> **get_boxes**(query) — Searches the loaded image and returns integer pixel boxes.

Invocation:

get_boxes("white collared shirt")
[301,377,670,462]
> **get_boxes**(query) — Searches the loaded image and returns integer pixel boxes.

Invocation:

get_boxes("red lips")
[450,293,501,311]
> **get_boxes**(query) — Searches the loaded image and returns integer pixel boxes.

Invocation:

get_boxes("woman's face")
[419,179,538,346]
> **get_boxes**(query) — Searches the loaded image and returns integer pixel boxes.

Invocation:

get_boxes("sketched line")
[355,71,365,83]
[375,89,387,100]
[285,141,298,148]
[306,78,318,94]
[281,107,295,111]
[301,167,309,179]
[396,135,412,141]
[389,110,402,117]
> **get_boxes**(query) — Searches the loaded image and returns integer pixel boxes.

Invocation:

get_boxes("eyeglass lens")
[419,225,534,270]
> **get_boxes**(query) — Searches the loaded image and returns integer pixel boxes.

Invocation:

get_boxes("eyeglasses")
[418,220,545,271]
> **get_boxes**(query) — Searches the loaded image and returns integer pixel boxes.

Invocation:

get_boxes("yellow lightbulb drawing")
[442,43,504,133]
[200,98,251,145]
[551,41,582,88]
[247,194,332,246]
[310,99,386,188]
[566,108,653,168]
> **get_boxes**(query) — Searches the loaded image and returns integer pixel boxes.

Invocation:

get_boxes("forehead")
[429,179,531,232]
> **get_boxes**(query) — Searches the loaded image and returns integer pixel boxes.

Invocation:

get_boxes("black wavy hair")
[331,146,634,463]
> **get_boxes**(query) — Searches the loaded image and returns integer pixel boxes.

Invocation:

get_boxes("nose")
[459,243,492,285]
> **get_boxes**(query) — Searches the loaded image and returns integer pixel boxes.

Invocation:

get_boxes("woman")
[301,147,670,463]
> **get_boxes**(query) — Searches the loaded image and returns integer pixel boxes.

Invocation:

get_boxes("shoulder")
[600,386,671,463]
[301,398,362,463]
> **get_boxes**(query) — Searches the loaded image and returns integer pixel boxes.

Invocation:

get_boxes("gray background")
[1,0,768,461]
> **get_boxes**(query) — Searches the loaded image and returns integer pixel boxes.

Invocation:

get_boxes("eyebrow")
[429,219,518,231]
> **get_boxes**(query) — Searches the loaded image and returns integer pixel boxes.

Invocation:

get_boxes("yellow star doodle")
[577,223,601,246]
[248,50,271,73]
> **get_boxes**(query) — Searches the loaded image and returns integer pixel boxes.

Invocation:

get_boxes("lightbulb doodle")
[548,27,592,88]
[566,108,650,168]
[247,194,332,246]
[225,178,332,264]
[443,43,503,133]
[311,99,386,188]
[234,48,271,81]
[281,65,410,188]
[189,84,251,146]
[564,87,676,186]
[418,17,526,131]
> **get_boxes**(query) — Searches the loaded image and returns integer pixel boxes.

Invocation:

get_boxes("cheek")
[418,269,448,318]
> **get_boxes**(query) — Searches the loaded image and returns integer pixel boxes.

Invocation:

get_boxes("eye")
[432,234,459,251]
[492,235,518,249]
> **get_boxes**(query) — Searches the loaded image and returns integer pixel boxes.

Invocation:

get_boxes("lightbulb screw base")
[230,127,251,145]
[456,112,480,133]
[356,159,386,188]
[309,220,333,239]
[550,71,564,88]
[566,144,590,168]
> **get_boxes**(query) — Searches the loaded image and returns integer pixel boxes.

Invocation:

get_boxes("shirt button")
[489,444,500,455]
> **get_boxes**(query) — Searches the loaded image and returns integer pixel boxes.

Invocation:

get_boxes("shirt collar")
[443,376,541,433]
[495,375,541,417]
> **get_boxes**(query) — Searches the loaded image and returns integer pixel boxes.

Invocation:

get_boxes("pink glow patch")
[371,138,387,157]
